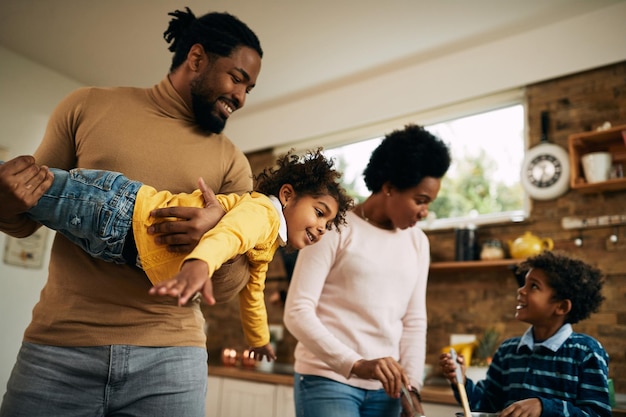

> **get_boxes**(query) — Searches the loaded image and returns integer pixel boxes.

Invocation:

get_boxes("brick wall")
[203,61,626,392]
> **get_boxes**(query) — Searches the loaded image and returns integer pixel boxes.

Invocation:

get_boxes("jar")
[241,349,257,368]
[221,348,238,366]
[480,239,505,260]
[455,225,478,261]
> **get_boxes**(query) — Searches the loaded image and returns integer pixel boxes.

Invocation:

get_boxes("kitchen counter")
[209,364,294,386]
[208,364,457,405]
[208,364,626,414]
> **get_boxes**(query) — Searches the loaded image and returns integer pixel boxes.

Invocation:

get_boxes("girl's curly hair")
[254,149,353,230]
[517,251,605,324]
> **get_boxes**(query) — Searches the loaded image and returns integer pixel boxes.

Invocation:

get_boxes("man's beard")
[190,71,226,134]
[191,93,226,134]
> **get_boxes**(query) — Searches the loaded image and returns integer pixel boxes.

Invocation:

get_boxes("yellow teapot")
[508,232,554,259]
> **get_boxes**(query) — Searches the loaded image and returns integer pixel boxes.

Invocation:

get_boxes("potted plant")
[465,328,499,381]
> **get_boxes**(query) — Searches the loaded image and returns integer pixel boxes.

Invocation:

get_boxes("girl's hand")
[250,343,277,362]
[148,259,214,305]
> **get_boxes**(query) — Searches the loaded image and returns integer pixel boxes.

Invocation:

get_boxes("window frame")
[275,88,530,231]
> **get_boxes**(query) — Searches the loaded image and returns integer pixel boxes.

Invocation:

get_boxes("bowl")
[455,413,500,417]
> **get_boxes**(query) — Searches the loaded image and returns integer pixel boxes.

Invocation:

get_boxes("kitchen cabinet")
[206,366,457,417]
[206,376,222,417]
[205,376,295,417]
[275,385,296,417]
[568,124,626,193]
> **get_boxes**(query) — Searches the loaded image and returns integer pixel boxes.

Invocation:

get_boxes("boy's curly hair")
[254,149,353,230]
[517,251,605,324]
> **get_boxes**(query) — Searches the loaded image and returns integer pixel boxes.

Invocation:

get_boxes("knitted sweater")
[1,77,252,347]
[461,324,611,417]
[284,211,429,391]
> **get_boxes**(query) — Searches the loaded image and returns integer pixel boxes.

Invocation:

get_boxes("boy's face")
[283,194,338,250]
[516,267,565,326]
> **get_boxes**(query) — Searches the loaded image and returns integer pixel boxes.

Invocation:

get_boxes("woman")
[284,124,452,417]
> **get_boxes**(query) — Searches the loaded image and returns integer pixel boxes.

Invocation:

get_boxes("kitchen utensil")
[455,413,500,417]
[450,348,472,417]
[401,383,421,417]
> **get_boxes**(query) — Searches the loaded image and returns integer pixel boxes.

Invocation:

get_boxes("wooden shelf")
[568,124,626,193]
[568,177,626,193]
[430,259,519,272]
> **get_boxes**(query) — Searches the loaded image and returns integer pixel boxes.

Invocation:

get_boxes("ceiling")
[0,0,622,113]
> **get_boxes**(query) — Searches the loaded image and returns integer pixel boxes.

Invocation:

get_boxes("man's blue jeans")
[293,372,401,417]
[0,342,208,417]
[26,167,143,264]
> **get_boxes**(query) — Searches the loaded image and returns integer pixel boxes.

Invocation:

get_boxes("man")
[0,8,262,416]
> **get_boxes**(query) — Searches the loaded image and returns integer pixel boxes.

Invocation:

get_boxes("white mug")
[581,152,612,183]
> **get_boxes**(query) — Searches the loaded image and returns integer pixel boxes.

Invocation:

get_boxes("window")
[278,90,528,230]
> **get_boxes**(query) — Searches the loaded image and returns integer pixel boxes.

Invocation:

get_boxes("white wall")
[0,46,82,398]
[0,1,625,402]
[226,2,626,152]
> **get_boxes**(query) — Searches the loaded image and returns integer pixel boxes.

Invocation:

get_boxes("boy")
[440,251,611,417]
[5,149,352,362]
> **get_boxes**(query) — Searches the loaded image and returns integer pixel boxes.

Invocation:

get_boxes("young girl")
[8,149,353,362]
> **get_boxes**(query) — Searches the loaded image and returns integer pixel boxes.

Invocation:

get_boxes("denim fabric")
[26,167,143,264]
[293,372,401,417]
[0,343,208,417]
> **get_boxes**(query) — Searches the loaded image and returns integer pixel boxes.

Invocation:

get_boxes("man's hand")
[148,259,215,306]
[148,177,225,253]
[0,155,53,222]
[350,357,410,399]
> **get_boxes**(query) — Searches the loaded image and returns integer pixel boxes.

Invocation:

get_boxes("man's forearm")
[0,214,40,238]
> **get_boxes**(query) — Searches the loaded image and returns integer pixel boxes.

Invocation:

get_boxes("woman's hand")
[351,357,409,399]
[148,177,225,253]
